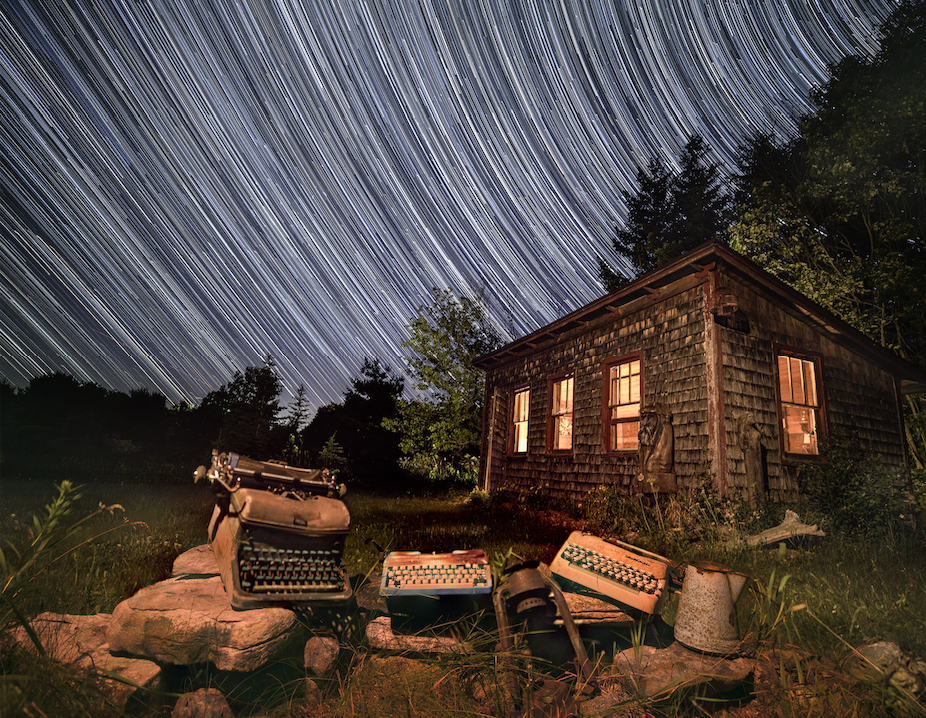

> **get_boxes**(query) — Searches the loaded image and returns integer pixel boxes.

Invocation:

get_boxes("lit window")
[550,374,574,451]
[777,353,821,455]
[606,358,641,451]
[512,388,530,454]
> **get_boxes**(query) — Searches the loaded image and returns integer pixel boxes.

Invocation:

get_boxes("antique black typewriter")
[196,451,352,610]
[550,531,670,617]
[379,549,493,628]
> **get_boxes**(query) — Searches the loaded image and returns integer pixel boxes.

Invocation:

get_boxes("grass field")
[2,478,925,716]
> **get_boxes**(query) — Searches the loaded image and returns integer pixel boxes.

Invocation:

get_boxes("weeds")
[3,473,926,717]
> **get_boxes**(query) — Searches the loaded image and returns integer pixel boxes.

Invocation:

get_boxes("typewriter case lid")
[229,489,350,535]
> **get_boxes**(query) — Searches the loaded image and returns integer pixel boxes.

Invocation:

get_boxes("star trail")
[0,1,896,410]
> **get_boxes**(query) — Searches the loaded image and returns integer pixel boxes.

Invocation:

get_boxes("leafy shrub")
[798,433,914,537]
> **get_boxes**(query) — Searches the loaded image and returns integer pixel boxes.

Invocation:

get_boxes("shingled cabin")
[474,242,926,504]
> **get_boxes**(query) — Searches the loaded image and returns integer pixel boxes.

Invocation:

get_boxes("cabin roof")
[475,242,926,395]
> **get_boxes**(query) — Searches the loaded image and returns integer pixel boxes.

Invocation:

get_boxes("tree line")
[0,288,500,489]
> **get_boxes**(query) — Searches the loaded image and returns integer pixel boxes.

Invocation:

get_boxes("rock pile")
[10,545,924,717]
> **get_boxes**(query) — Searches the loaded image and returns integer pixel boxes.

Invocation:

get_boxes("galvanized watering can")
[673,560,749,655]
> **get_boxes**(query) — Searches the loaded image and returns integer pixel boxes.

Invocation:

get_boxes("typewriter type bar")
[550,531,669,616]
[380,549,492,597]
[210,487,352,609]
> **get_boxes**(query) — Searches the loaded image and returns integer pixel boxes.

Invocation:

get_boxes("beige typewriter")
[550,531,670,616]
[196,451,352,610]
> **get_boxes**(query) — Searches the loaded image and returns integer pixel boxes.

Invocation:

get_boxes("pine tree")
[599,135,732,289]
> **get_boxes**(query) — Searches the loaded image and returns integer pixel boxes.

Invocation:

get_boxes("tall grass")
[2,476,925,716]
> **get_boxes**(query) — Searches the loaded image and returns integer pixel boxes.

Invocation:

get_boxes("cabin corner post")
[703,270,728,496]
[480,384,501,493]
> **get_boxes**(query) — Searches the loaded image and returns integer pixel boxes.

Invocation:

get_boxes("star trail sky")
[1,0,896,410]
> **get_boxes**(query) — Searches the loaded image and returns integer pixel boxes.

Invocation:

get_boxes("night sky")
[1,1,896,410]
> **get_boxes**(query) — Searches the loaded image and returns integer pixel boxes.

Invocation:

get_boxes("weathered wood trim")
[704,270,727,495]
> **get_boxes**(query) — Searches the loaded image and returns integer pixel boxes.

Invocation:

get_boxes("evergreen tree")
[300,358,404,482]
[207,355,284,457]
[731,0,925,471]
[600,134,732,290]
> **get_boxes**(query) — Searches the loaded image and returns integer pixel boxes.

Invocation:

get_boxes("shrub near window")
[798,433,914,537]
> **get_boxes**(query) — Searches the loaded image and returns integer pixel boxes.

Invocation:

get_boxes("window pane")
[802,361,817,407]
[777,356,792,402]
[612,402,640,420]
[514,389,529,422]
[611,420,639,450]
[555,377,574,415]
[514,424,528,453]
[789,357,806,405]
[782,404,818,455]
[555,415,572,450]
[609,360,640,407]
[512,389,530,454]
[551,376,573,451]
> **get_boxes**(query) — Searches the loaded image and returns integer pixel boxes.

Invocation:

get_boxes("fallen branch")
[744,510,826,547]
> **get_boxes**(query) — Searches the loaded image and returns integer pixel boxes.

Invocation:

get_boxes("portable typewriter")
[550,531,670,617]
[379,549,493,628]
[196,451,352,610]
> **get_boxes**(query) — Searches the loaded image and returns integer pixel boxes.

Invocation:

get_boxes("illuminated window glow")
[512,388,529,454]
[550,375,574,451]
[607,358,641,451]
[777,354,820,455]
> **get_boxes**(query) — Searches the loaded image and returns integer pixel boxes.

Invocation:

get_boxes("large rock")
[172,543,221,576]
[10,612,161,711]
[607,641,753,699]
[304,635,340,676]
[846,641,926,698]
[106,570,299,671]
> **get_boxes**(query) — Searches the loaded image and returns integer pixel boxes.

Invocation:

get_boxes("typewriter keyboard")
[237,545,346,594]
[381,550,492,597]
[558,543,660,594]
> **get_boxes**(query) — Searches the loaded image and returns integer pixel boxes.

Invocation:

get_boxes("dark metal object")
[494,562,595,707]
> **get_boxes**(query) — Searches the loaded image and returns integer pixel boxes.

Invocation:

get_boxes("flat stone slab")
[366,616,472,653]
[107,547,299,672]
[172,543,220,577]
[607,641,754,699]
[10,612,161,711]
[559,592,636,626]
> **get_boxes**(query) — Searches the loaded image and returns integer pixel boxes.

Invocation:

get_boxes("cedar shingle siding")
[476,243,925,502]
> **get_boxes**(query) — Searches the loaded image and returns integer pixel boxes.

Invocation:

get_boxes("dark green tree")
[204,355,284,457]
[300,359,404,482]
[731,0,926,472]
[388,288,502,483]
[280,383,312,466]
[600,134,733,290]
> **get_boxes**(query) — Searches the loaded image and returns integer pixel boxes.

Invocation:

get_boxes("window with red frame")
[777,352,822,456]
[511,387,530,454]
[549,374,574,451]
[604,357,641,451]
